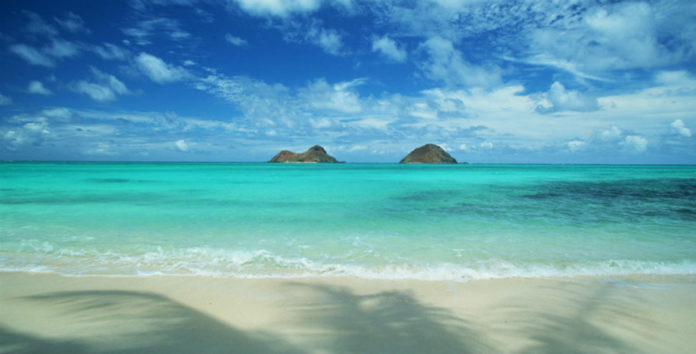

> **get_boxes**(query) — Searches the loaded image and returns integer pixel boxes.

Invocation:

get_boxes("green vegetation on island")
[269,145,339,163]
[399,144,458,164]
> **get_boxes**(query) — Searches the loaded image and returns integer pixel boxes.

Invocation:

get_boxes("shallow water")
[1,162,695,280]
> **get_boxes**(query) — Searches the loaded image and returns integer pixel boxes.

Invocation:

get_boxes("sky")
[0,0,695,163]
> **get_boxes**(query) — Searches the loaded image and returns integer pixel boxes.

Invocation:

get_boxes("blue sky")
[1,0,695,163]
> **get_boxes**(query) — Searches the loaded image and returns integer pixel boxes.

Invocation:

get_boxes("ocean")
[1,162,695,281]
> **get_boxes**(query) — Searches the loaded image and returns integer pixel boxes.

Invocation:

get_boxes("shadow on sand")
[1,281,655,353]
[505,282,654,354]
[1,285,492,354]
[284,283,494,354]
[0,290,299,354]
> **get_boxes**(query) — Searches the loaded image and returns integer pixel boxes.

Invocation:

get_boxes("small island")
[269,145,338,163]
[399,144,458,164]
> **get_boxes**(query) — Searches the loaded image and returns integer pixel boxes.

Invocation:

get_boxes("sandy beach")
[1,273,695,353]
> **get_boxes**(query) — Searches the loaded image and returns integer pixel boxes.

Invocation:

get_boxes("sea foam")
[2,245,695,281]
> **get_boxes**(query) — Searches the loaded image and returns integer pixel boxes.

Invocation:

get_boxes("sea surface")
[1,162,695,281]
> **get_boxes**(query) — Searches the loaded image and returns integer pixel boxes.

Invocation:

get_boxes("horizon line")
[2,160,696,166]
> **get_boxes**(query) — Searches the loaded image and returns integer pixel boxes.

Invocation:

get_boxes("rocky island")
[269,145,338,163]
[399,144,458,164]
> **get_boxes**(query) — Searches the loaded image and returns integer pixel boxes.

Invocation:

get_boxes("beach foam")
[3,244,696,281]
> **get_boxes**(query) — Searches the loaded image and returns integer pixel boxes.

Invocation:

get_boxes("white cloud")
[23,121,49,134]
[300,78,364,113]
[536,81,598,113]
[654,71,696,92]
[348,144,367,152]
[622,135,647,152]
[123,18,190,45]
[24,11,58,36]
[74,82,118,102]
[459,143,468,151]
[28,81,52,95]
[233,0,320,16]
[350,118,392,130]
[372,36,406,62]
[308,118,333,129]
[73,68,130,102]
[135,52,190,83]
[2,130,24,150]
[93,69,129,94]
[194,72,293,128]
[54,12,89,34]
[595,71,696,142]
[507,55,610,83]
[171,30,190,39]
[528,2,685,74]
[175,139,189,152]
[44,39,81,58]
[479,141,493,149]
[408,102,437,120]
[0,93,11,105]
[225,33,247,46]
[670,119,692,137]
[600,126,623,142]
[306,25,343,55]
[10,39,81,67]
[231,0,350,17]
[10,44,55,67]
[439,142,452,152]
[363,1,692,86]
[567,140,586,152]
[85,142,115,156]
[419,36,501,88]
[70,109,240,133]
[42,107,73,120]
[1,116,51,151]
[282,21,345,55]
[93,43,129,61]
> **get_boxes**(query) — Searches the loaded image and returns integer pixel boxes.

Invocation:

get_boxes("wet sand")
[1,272,695,353]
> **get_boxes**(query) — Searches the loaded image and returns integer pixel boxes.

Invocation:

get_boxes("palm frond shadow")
[2,290,300,354]
[507,283,654,354]
[285,283,494,354]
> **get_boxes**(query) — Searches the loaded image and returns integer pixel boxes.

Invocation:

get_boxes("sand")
[1,272,695,353]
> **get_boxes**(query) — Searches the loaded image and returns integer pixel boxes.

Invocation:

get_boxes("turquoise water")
[1,162,695,280]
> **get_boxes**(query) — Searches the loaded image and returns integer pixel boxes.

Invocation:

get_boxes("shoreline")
[2,272,695,353]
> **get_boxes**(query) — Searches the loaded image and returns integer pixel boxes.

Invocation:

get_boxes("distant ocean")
[1,162,695,281]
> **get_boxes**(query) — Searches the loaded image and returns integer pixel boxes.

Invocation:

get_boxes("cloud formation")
[622,135,648,153]
[92,43,129,61]
[24,11,59,36]
[536,82,598,113]
[73,68,130,102]
[306,25,343,55]
[28,80,52,95]
[123,17,190,45]
[372,36,406,62]
[10,44,55,67]
[418,36,501,88]
[225,33,247,46]
[230,0,351,17]
[670,119,692,137]
[175,139,189,152]
[54,12,90,34]
[0,93,11,105]
[135,52,190,83]
[300,78,364,113]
